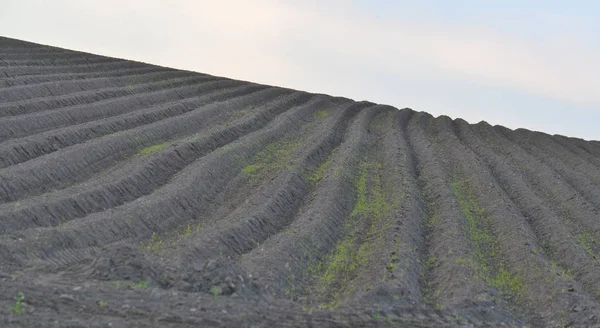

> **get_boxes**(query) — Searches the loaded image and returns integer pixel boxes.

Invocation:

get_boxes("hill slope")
[1,36,600,327]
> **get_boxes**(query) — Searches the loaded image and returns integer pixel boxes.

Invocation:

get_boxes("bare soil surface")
[1,36,600,327]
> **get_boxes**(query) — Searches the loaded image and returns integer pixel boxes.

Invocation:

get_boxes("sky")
[1,0,599,140]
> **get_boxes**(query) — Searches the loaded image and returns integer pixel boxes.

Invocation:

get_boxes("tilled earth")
[1,36,600,327]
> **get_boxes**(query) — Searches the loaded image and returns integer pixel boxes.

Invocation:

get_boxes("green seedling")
[134,281,150,288]
[139,142,170,156]
[11,292,24,314]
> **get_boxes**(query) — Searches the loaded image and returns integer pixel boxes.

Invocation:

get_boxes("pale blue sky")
[1,1,599,140]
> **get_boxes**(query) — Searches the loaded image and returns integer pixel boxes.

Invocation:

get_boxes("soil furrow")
[0,47,67,54]
[0,71,202,119]
[367,108,427,306]
[0,66,169,90]
[455,119,600,306]
[0,69,196,103]
[299,108,423,311]
[0,75,220,139]
[557,135,600,159]
[0,56,122,67]
[0,50,110,60]
[0,277,492,328]
[1,37,599,327]
[496,126,600,213]
[515,129,600,183]
[404,112,513,317]
[0,82,253,168]
[0,87,290,202]
[0,75,214,122]
[528,129,600,183]
[0,60,150,79]
[0,92,317,234]
[0,92,329,269]
[472,123,600,232]
[430,116,600,326]
[236,106,384,306]
[161,101,370,271]
[552,135,600,166]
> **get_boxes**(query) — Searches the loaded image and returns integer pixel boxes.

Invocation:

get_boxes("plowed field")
[2,37,600,327]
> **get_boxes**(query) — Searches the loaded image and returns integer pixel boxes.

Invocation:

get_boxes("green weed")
[455,257,470,266]
[210,286,221,296]
[549,261,573,281]
[578,230,600,262]
[241,164,260,174]
[284,270,298,300]
[184,223,193,237]
[309,157,331,185]
[138,142,170,156]
[426,256,438,269]
[489,265,525,301]
[372,311,381,321]
[145,232,163,252]
[319,238,358,288]
[226,109,250,125]
[452,180,526,303]
[308,160,396,307]
[426,215,440,230]
[134,281,150,288]
[315,109,329,118]
[158,77,187,84]
[558,209,600,265]
[241,139,303,181]
[11,292,24,314]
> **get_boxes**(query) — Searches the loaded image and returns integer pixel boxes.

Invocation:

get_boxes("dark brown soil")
[1,36,600,327]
